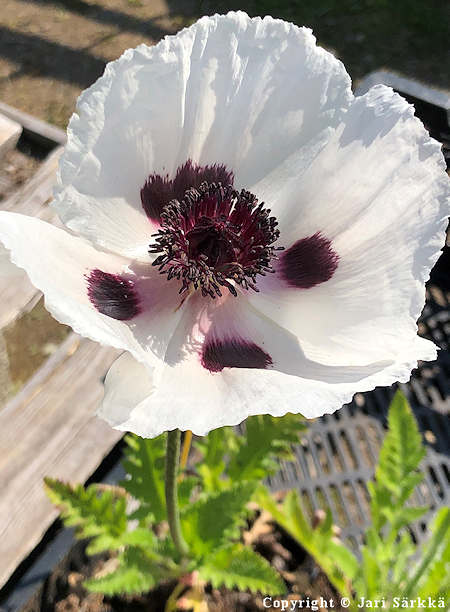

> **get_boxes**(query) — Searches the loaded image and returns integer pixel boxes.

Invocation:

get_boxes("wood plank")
[0,101,66,148]
[0,333,121,589]
[0,146,63,330]
[1,145,63,216]
[0,113,22,161]
[0,113,126,590]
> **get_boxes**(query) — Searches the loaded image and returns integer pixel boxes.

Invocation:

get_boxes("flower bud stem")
[165,429,189,559]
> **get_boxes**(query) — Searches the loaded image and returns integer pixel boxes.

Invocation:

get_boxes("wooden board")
[0,101,66,148]
[0,113,22,162]
[0,110,127,592]
[0,146,63,330]
[0,110,129,593]
[0,333,121,589]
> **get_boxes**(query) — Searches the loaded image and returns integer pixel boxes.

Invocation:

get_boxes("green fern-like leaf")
[194,427,239,491]
[391,532,416,586]
[44,478,127,554]
[199,544,285,595]
[178,475,199,508]
[181,482,255,558]
[405,507,450,599]
[120,527,157,551]
[255,486,357,599]
[354,392,439,601]
[120,433,166,524]
[365,392,426,532]
[371,390,425,531]
[84,548,169,595]
[227,414,305,483]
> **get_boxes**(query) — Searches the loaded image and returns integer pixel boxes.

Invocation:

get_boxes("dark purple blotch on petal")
[141,159,234,222]
[201,337,273,372]
[87,269,140,320]
[279,232,339,289]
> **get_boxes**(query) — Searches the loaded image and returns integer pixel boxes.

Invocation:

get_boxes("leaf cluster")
[194,413,306,491]
[257,391,450,609]
[44,474,179,594]
[44,412,305,599]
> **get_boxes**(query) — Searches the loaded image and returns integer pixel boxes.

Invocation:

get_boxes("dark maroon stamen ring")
[149,181,283,299]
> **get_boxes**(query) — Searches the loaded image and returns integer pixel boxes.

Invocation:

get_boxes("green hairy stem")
[165,430,189,559]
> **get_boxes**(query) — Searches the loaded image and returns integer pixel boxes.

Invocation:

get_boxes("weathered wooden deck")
[0,108,121,589]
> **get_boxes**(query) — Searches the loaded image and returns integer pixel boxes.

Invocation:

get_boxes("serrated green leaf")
[389,506,428,531]
[85,562,154,596]
[44,478,127,554]
[368,392,426,538]
[282,490,314,543]
[392,532,415,585]
[404,507,450,598]
[195,427,237,467]
[354,393,448,603]
[317,507,333,536]
[361,547,381,599]
[228,414,305,482]
[120,433,166,524]
[194,427,238,491]
[155,536,177,560]
[375,391,425,497]
[120,528,157,551]
[197,462,226,492]
[256,486,357,599]
[181,483,255,558]
[417,532,450,599]
[178,476,199,508]
[199,544,285,595]
[84,548,169,596]
[327,540,361,580]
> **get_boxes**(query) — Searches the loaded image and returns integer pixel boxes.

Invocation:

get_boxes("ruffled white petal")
[53,11,351,256]
[249,85,450,366]
[99,333,436,440]
[98,350,154,427]
[0,212,183,366]
[97,294,437,438]
[0,212,135,349]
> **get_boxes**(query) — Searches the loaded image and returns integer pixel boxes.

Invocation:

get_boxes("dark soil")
[24,517,345,612]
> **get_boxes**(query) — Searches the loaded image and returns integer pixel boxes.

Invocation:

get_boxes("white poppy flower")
[0,12,448,438]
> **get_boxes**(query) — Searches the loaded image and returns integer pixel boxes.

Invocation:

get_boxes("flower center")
[149,182,281,298]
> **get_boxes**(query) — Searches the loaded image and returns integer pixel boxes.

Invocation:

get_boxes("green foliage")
[406,508,450,600]
[178,475,199,508]
[45,391,448,607]
[255,486,357,598]
[368,391,426,533]
[44,478,127,555]
[257,391,450,608]
[120,433,167,523]
[194,413,305,490]
[45,412,305,599]
[227,414,306,482]
[199,544,285,595]
[84,547,172,596]
[181,483,256,558]
[44,475,183,597]
[355,391,429,601]
[195,427,237,491]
